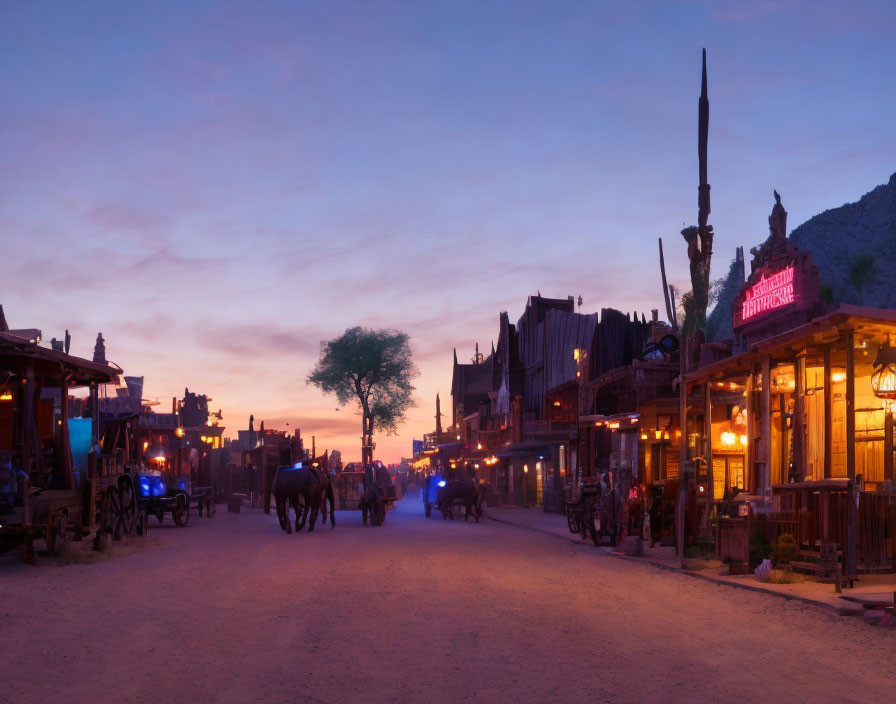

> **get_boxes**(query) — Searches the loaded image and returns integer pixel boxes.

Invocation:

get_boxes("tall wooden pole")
[793,353,806,481]
[884,409,893,482]
[760,357,772,497]
[845,333,856,481]
[658,238,677,331]
[823,346,833,479]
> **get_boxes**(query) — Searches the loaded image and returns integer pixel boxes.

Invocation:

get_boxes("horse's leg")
[308,492,319,532]
[297,493,308,530]
[327,483,336,529]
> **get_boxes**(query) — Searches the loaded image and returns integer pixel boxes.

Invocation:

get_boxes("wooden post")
[677,372,689,565]
[846,478,858,585]
[59,377,75,489]
[745,370,754,492]
[22,366,35,564]
[702,381,713,540]
[780,393,788,483]
[793,353,806,482]
[760,357,772,497]
[824,346,833,479]
[885,410,894,482]
[846,333,856,481]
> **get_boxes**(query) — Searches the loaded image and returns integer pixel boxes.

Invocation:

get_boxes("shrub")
[774,533,797,566]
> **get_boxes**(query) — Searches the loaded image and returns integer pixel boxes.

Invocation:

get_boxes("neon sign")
[741,265,794,321]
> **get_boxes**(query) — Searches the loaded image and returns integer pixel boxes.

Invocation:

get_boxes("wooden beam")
[704,381,713,499]
[885,410,894,482]
[824,346,832,479]
[793,353,806,481]
[745,369,754,492]
[59,377,74,490]
[845,333,856,481]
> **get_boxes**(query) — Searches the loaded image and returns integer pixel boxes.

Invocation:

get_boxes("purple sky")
[2,0,894,462]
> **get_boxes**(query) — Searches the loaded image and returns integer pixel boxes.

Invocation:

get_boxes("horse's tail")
[326,481,336,529]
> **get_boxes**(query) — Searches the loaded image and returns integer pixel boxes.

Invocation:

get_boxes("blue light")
[437,480,446,488]
[140,482,151,497]
[177,480,187,490]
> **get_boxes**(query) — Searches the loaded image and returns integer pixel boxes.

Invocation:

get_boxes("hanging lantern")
[871,342,896,399]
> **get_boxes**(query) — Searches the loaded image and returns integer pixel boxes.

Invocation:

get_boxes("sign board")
[741,265,795,321]
[412,439,424,455]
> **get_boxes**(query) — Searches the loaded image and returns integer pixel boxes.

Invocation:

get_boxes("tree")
[307,327,419,465]
[849,254,876,305]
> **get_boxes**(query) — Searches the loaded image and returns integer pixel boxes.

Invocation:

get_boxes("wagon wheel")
[135,509,150,537]
[115,475,137,540]
[101,486,119,536]
[45,514,68,556]
[172,494,190,527]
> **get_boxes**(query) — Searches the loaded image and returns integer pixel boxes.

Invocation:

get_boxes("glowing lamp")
[654,430,662,441]
[871,342,896,399]
[639,432,648,441]
[0,392,12,401]
[175,427,185,438]
[523,464,529,474]
[552,400,561,407]
[720,431,736,448]
[740,434,748,446]
[477,443,482,450]
[831,372,846,383]
[663,431,670,440]
[143,441,149,451]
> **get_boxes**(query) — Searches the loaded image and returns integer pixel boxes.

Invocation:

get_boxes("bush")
[774,533,797,566]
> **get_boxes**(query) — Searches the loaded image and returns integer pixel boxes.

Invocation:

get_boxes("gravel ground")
[1,499,894,704]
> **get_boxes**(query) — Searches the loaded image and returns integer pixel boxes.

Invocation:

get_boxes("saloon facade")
[684,197,896,574]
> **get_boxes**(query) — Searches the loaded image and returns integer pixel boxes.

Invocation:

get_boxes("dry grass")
[682,558,723,571]
[758,568,807,584]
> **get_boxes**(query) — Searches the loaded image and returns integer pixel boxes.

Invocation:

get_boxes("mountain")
[789,172,896,308]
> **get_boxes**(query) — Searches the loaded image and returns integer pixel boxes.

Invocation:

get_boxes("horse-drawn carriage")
[564,477,617,546]
[423,469,484,522]
[332,461,397,527]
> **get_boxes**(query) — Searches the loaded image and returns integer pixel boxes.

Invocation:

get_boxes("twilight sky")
[2,0,894,462]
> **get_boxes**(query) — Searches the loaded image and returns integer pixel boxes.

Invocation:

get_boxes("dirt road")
[2,499,893,704]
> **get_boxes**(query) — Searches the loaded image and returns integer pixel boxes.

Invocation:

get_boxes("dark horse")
[437,478,482,522]
[272,465,335,534]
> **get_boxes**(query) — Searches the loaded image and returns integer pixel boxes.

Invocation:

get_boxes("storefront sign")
[741,265,794,321]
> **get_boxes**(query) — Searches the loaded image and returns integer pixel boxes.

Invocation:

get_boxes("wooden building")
[683,196,896,575]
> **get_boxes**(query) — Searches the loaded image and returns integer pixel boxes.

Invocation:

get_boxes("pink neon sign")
[741,265,794,321]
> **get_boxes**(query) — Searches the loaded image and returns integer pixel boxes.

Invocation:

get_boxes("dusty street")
[2,498,894,704]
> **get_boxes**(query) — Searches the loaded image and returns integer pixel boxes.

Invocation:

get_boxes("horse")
[272,465,335,534]
[437,478,482,522]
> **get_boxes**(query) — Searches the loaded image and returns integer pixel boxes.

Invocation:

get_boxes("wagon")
[333,463,397,526]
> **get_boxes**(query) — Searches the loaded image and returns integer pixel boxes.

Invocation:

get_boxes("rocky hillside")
[789,172,896,308]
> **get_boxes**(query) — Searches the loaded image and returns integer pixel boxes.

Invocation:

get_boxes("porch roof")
[684,305,896,383]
